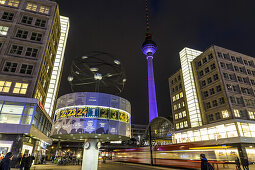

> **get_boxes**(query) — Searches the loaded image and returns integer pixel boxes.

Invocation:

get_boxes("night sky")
[57,0,255,125]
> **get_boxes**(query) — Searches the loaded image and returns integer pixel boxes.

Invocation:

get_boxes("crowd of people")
[0,152,35,170]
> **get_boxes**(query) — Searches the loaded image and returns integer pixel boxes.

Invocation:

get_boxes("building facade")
[0,0,68,163]
[169,45,255,160]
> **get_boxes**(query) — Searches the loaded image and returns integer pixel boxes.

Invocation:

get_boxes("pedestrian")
[242,157,249,170]
[200,154,208,170]
[0,152,13,170]
[16,153,22,169]
[235,157,241,170]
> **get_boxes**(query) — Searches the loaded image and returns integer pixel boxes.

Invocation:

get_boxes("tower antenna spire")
[145,0,152,40]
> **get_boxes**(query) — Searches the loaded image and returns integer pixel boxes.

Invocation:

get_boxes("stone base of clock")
[82,139,99,170]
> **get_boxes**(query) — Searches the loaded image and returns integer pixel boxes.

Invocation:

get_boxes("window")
[236,97,243,105]
[21,16,33,25]
[182,111,186,117]
[13,82,28,94]
[202,57,207,64]
[217,52,222,58]
[16,30,28,39]
[176,94,179,100]
[208,114,214,121]
[223,73,229,79]
[244,60,248,65]
[223,53,230,60]
[248,61,254,66]
[247,69,251,75]
[212,100,218,107]
[213,74,218,81]
[1,12,14,21]
[209,88,215,95]
[173,105,177,110]
[180,122,183,129]
[184,121,188,127]
[179,112,182,119]
[219,97,225,104]
[240,67,246,74]
[172,96,176,102]
[25,48,38,57]
[234,66,239,72]
[39,6,50,14]
[248,111,255,119]
[241,87,246,94]
[230,96,236,104]
[3,62,17,73]
[10,45,23,55]
[208,54,213,60]
[179,92,183,98]
[226,84,232,91]
[233,85,239,92]
[236,57,243,64]
[30,32,42,41]
[176,123,179,129]
[201,80,206,87]
[205,67,209,73]
[0,42,2,48]
[226,63,233,70]
[251,80,255,85]
[198,61,202,67]
[234,109,240,117]
[210,63,216,70]
[207,77,212,84]
[216,85,221,92]
[206,102,211,109]
[243,77,250,84]
[215,112,221,120]
[175,114,178,120]
[220,62,226,68]
[20,64,33,74]
[237,76,243,82]
[0,81,12,92]
[222,110,229,118]
[231,56,236,61]
[0,26,9,36]
[229,74,236,81]
[7,0,19,7]
[0,0,7,4]
[178,75,181,80]
[199,70,204,77]
[26,3,37,11]
[203,91,208,98]
[35,19,46,27]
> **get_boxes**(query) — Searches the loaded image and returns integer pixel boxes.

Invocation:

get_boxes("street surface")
[11,161,255,170]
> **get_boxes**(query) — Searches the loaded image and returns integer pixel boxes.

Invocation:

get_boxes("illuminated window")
[180,122,183,128]
[8,0,19,7]
[222,110,229,118]
[176,123,179,129]
[176,94,179,100]
[182,102,185,107]
[0,0,6,4]
[248,111,255,119]
[179,112,182,119]
[173,105,177,110]
[39,6,50,14]
[0,26,9,36]
[0,81,12,93]
[13,83,28,94]
[182,111,186,117]
[180,92,183,98]
[175,114,178,120]
[184,121,188,127]
[234,109,240,117]
[172,96,176,102]
[1,12,14,21]
[178,103,181,109]
[26,3,37,11]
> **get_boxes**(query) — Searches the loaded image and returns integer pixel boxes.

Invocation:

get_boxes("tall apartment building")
[169,45,255,160]
[0,0,69,162]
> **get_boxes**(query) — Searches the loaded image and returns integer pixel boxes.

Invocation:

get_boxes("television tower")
[141,0,158,122]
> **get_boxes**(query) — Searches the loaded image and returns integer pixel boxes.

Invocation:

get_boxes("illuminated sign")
[56,106,129,123]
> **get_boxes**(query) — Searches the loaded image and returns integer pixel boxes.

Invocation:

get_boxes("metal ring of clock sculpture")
[67,51,126,95]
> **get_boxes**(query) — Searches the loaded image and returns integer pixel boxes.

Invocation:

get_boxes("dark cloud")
[58,0,255,125]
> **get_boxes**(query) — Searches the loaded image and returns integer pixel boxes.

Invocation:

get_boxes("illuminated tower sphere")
[142,0,159,122]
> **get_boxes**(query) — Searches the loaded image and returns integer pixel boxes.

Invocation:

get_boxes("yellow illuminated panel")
[0,81,12,93]
[13,83,28,94]
[0,0,6,5]
[234,109,240,117]
[179,48,202,127]
[39,6,50,14]
[222,110,229,118]
[26,3,37,11]
[248,111,255,119]
[8,0,19,7]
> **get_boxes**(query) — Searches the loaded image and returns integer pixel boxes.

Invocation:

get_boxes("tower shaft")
[147,56,158,122]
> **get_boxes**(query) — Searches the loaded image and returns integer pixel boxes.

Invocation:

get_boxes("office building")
[0,0,69,162]
[169,45,255,160]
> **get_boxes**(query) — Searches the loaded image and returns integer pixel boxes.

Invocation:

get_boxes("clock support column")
[82,139,99,170]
